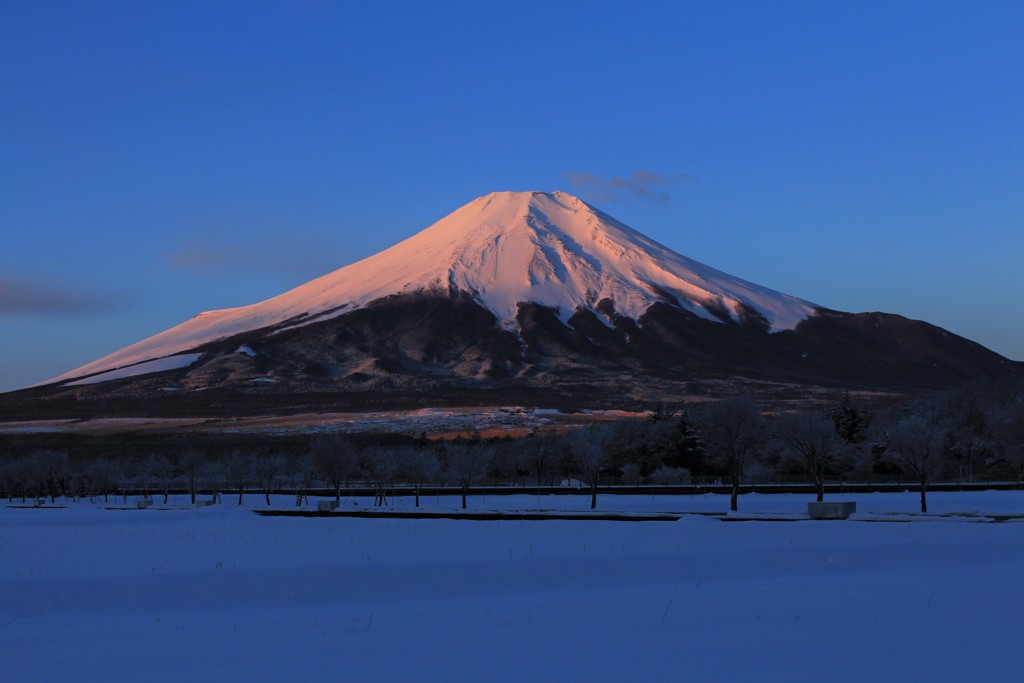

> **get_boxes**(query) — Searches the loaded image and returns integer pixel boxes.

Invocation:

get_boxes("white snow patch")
[63,353,202,386]
[236,345,257,357]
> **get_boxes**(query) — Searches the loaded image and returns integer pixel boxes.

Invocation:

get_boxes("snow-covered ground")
[3,491,1022,681]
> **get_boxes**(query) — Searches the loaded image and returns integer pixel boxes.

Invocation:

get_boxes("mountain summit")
[52,191,814,384]
[19,190,1018,413]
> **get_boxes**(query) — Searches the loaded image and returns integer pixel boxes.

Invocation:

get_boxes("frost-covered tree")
[87,457,119,504]
[0,458,18,502]
[995,402,1024,486]
[178,449,207,505]
[125,457,153,503]
[568,426,613,510]
[254,453,286,506]
[886,413,943,513]
[147,454,175,504]
[781,413,842,502]
[399,446,440,508]
[312,434,358,504]
[702,396,765,512]
[445,442,492,510]
[4,458,30,502]
[361,446,397,507]
[26,450,70,502]
[620,462,642,485]
[289,454,315,507]
[223,451,253,505]
[938,388,993,484]
[647,466,691,485]
[522,437,554,489]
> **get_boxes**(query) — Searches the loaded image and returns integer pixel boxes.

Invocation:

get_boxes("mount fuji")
[8,191,1019,415]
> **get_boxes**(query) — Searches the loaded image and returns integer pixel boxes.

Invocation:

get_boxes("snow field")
[62,353,203,386]
[2,492,1022,681]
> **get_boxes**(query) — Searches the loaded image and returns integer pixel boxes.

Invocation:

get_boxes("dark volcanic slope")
[3,293,1018,419]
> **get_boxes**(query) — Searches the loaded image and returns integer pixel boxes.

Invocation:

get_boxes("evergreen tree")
[828,392,872,445]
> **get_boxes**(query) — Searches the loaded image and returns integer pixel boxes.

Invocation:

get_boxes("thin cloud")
[0,276,121,316]
[164,241,339,278]
[165,245,231,272]
[564,170,694,205]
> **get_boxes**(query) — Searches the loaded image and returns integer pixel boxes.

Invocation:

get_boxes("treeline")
[2,382,1022,513]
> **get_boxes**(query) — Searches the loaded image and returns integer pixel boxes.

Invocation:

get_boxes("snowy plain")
[3,491,1022,682]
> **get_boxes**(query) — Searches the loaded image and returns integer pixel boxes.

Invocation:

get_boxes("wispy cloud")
[164,240,339,278]
[563,170,694,205]
[165,245,229,272]
[0,276,122,316]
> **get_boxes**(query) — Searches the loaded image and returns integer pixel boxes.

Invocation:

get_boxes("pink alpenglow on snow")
[63,353,203,386]
[47,191,817,384]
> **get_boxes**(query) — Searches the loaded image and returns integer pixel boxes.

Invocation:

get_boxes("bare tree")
[445,442,492,509]
[223,451,253,505]
[886,413,943,513]
[6,458,32,502]
[781,413,841,502]
[312,434,358,504]
[147,454,175,504]
[289,454,315,507]
[995,401,1024,486]
[178,449,207,505]
[648,466,691,485]
[254,453,286,506]
[522,438,553,489]
[569,427,611,510]
[126,458,152,503]
[28,450,70,502]
[399,446,440,508]
[20,457,46,501]
[88,458,119,504]
[938,388,993,484]
[702,396,765,512]
[361,447,397,507]
[0,459,18,502]
[620,462,642,485]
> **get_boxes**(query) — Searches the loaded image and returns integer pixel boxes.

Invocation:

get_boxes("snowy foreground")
[3,492,1023,682]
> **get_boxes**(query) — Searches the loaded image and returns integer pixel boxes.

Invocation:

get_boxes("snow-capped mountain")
[50,191,816,384]
[11,190,1016,414]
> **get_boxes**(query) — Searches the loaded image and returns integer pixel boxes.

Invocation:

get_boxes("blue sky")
[1,0,1022,392]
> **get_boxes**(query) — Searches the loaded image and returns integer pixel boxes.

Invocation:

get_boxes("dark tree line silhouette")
[2,381,1022,513]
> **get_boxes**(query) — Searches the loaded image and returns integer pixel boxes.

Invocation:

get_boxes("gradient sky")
[1,0,1022,393]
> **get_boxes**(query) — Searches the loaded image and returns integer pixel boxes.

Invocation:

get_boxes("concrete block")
[317,500,339,511]
[808,501,856,520]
